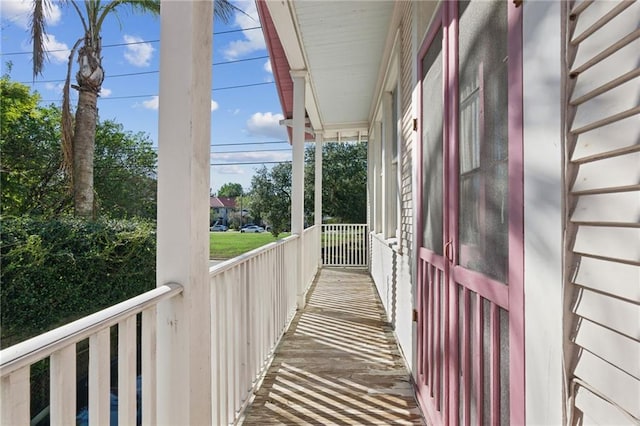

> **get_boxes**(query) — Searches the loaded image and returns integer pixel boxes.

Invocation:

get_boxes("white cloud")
[222,0,265,59]
[2,0,61,29]
[217,165,245,175]
[211,150,291,164]
[123,35,154,67]
[264,60,272,74]
[34,34,69,63]
[142,96,159,110]
[44,82,64,94]
[99,87,112,97]
[246,112,287,139]
[140,96,216,111]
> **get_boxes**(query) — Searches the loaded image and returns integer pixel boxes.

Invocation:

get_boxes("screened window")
[458,0,509,282]
[421,31,444,255]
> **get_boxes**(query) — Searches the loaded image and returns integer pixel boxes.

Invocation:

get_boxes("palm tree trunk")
[73,89,97,218]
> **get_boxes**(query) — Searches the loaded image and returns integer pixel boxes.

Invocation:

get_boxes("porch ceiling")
[259,1,395,140]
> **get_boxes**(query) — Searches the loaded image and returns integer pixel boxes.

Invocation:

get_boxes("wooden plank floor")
[241,268,425,425]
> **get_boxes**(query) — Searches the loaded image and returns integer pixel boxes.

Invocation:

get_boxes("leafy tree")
[94,120,157,219]
[29,0,238,218]
[217,182,243,198]
[247,141,367,234]
[248,164,291,237]
[1,77,157,218]
[305,141,367,223]
[1,76,70,216]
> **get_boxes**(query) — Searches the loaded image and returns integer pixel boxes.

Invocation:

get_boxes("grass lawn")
[210,231,290,259]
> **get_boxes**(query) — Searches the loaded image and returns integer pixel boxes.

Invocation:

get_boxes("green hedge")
[1,216,156,347]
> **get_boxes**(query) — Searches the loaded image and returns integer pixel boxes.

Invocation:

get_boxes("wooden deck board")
[241,268,425,425]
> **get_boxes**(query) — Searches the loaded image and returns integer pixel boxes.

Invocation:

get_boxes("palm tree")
[31,0,237,218]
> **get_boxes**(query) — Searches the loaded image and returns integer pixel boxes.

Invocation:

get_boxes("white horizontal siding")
[573,349,640,419]
[565,1,640,424]
[574,256,640,301]
[572,115,639,161]
[574,385,637,426]
[571,152,640,192]
[573,318,639,379]
[573,226,640,263]
[573,287,639,340]
[571,191,640,224]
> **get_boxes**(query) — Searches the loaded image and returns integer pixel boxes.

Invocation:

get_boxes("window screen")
[421,31,444,255]
[458,0,509,283]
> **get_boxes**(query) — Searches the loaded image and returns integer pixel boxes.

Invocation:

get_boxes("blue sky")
[0,0,290,194]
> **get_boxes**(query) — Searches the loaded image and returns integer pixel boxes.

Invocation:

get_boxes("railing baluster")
[331,224,335,265]
[50,345,76,424]
[211,273,221,425]
[141,306,157,426]
[341,225,345,266]
[435,268,442,410]
[118,315,137,426]
[225,270,234,423]
[1,366,30,425]
[240,263,248,404]
[247,264,256,386]
[1,284,181,426]
[427,265,434,395]
[490,303,500,426]
[220,275,229,426]
[475,294,484,426]
[463,288,471,425]
[89,329,110,426]
[320,224,368,267]
[233,265,241,414]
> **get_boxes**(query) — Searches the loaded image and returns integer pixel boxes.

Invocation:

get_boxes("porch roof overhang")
[257,0,396,141]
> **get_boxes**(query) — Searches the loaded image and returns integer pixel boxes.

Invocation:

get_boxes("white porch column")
[156,1,213,424]
[382,92,396,239]
[314,132,323,226]
[314,131,323,265]
[291,70,307,308]
[373,122,383,233]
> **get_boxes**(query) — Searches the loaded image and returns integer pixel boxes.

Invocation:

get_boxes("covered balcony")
[1,222,424,425]
[0,1,426,424]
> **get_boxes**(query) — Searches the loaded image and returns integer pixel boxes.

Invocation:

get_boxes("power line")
[211,161,291,166]
[212,82,273,92]
[147,141,289,150]
[19,56,270,85]
[212,148,290,154]
[38,81,275,102]
[0,26,262,56]
[211,140,289,147]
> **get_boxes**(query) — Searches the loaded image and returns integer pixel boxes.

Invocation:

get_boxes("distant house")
[210,196,236,226]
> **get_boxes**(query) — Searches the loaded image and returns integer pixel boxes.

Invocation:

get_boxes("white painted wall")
[522,2,564,424]
[370,233,414,374]
[370,233,395,318]
[394,252,414,371]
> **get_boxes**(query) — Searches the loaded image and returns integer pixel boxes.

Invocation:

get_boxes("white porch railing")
[209,234,301,425]
[0,227,353,425]
[370,232,397,319]
[0,283,182,425]
[322,224,369,267]
[303,225,321,288]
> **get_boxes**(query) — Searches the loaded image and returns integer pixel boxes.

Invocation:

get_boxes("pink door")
[415,2,524,425]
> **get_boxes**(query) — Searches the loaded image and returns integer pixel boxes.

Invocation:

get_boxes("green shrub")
[0,216,156,347]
